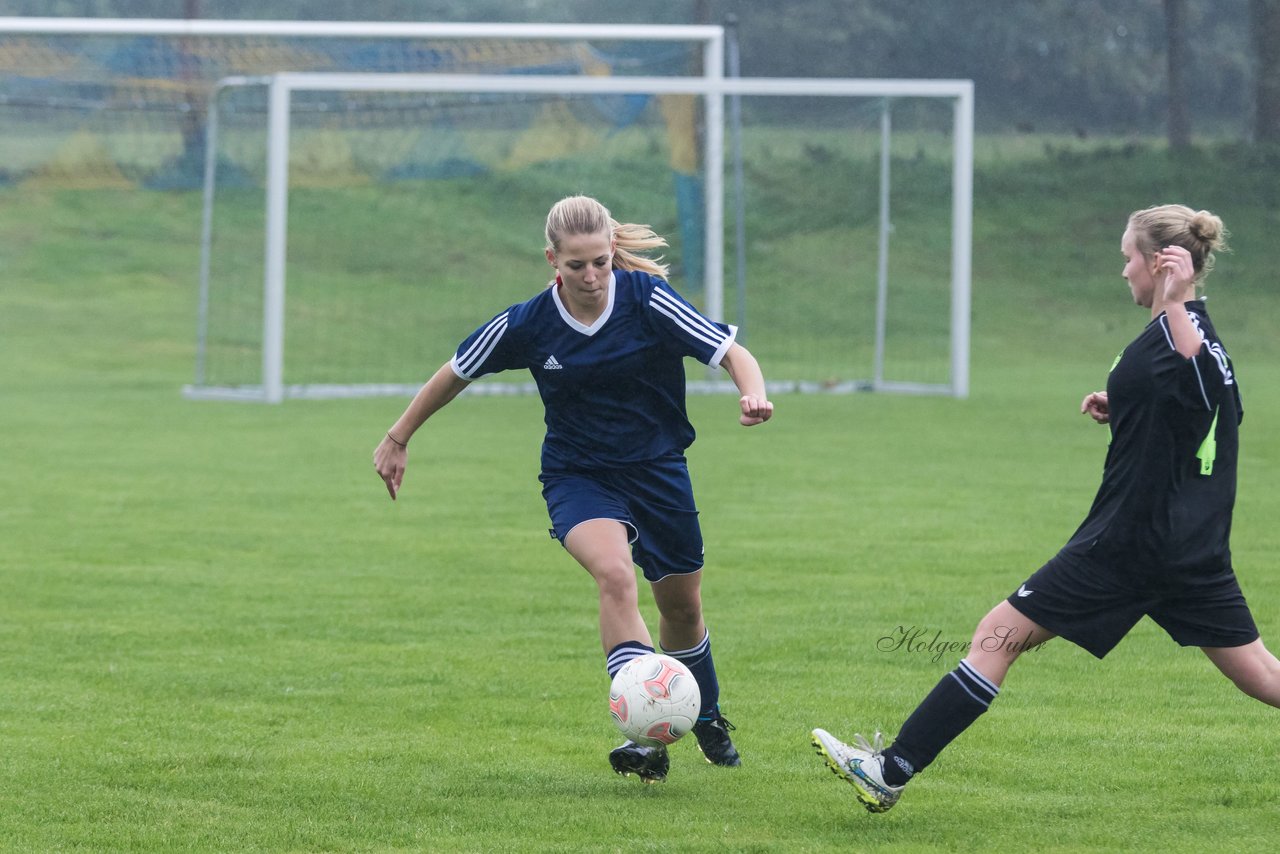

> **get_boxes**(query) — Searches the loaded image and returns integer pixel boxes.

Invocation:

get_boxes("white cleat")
[810,728,904,813]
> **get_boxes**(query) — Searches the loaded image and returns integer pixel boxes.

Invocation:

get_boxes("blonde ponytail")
[610,220,670,279]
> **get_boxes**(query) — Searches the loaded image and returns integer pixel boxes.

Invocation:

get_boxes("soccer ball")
[608,653,701,746]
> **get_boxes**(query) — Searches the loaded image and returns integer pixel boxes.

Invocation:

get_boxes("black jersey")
[1062,301,1242,576]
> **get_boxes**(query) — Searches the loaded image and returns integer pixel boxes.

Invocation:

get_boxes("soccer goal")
[189,71,973,403]
[0,16,972,401]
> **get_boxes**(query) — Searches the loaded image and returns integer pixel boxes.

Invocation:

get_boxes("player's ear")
[545,247,557,267]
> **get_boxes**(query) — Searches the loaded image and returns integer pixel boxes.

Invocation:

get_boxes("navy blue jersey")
[1062,301,1242,575]
[450,269,736,471]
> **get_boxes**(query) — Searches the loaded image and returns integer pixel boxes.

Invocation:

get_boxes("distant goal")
[187,71,973,402]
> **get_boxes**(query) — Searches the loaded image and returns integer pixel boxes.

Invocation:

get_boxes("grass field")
[3,140,1280,852]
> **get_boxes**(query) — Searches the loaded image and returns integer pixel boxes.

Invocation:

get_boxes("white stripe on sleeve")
[454,312,509,377]
[649,287,726,348]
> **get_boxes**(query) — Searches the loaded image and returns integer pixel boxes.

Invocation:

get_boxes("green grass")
[2,140,1280,852]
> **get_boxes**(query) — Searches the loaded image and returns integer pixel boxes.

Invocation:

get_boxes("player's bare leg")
[1202,639,1280,707]
[564,519,650,650]
[649,570,704,651]
[564,519,669,782]
[965,600,1055,686]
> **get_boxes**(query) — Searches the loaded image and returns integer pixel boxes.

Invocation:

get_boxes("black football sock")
[880,658,999,786]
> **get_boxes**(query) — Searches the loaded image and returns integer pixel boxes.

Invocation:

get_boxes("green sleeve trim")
[1197,407,1219,476]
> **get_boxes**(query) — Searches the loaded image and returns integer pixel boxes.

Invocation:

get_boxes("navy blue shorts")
[540,455,704,582]
[1009,551,1259,659]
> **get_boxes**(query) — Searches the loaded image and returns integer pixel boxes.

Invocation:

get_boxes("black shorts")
[1008,551,1259,658]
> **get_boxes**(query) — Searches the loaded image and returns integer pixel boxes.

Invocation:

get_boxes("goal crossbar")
[0,17,725,41]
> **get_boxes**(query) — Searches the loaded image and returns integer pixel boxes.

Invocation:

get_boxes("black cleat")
[692,711,741,766]
[609,741,670,784]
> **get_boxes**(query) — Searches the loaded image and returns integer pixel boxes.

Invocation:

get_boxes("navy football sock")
[662,628,719,718]
[881,658,999,786]
[606,640,655,680]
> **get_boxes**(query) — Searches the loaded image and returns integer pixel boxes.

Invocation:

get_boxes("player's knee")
[971,606,1033,665]
[972,608,1013,650]
[655,597,702,629]
[591,556,639,600]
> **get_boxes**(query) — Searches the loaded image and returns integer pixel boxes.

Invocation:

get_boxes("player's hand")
[739,394,774,427]
[1080,391,1109,424]
[373,434,407,500]
[1157,244,1196,304]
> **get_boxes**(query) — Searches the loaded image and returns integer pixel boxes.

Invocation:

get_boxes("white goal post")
[190,71,973,403]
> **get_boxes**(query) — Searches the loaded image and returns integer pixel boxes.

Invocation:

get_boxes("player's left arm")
[720,342,774,427]
[644,278,773,426]
[1154,244,1235,412]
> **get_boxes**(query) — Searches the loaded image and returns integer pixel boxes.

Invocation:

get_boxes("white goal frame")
[190,71,973,403]
[0,18,971,401]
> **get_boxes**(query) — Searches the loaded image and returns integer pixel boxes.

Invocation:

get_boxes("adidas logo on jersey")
[543,355,563,370]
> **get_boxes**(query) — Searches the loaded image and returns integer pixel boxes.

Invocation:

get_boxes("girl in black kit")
[812,204,1280,813]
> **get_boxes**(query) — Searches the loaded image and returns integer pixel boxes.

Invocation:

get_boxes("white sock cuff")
[957,658,1000,698]
[660,628,710,659]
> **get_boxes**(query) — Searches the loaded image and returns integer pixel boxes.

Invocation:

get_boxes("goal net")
[193,73,972,401]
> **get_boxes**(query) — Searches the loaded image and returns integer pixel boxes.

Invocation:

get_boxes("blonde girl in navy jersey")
[374,195,773,783]
[812,204,1280,813]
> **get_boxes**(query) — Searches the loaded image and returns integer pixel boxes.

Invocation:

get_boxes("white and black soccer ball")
[608,653,701,746]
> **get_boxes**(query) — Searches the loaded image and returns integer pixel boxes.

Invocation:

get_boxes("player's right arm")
[374,361,472,500]
[375,304,521,500]
[1080,391,1109,424]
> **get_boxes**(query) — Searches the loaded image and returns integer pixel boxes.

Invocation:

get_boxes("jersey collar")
[551,270,616,336]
